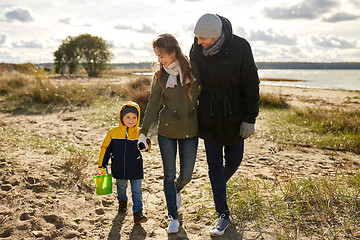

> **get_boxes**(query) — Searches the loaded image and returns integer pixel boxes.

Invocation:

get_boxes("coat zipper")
[123,127,128,179]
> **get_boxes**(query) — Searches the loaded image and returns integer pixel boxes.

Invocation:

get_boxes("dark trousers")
[204,139,244,217]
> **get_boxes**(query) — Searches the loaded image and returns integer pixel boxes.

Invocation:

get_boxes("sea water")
[136,69,360,91]
[259,69,360,91]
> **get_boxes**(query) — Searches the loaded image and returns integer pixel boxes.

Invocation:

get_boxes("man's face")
[196,36,219,50]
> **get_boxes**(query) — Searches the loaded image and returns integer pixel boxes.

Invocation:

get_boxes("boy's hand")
[138,134,149,152]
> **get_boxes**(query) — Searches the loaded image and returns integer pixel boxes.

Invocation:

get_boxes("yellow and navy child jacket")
[98,102,143,180]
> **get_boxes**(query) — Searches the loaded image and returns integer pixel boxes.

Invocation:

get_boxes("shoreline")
[260,83,360,93]
[260,84,360,109]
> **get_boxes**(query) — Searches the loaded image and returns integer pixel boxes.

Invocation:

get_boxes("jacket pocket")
[226,104,243,125]
[198,103,214,127]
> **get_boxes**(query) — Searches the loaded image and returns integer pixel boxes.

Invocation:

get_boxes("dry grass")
[125,76,151,117]
[63,153,91,180]
[104,68,152,77]
[260,91,290,109]
[0,70,128,113]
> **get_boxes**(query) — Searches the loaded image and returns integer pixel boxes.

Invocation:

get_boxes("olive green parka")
[140,71,198,139]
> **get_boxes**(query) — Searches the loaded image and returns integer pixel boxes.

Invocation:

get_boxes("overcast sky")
[0,0,359,63]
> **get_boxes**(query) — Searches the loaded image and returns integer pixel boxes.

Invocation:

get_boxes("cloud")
[253,45,306,62]
[12,40,43,48]
[59,17,72,25]
[182,24,194,33]
[234,27,247,38]
[311,35,356,48]
[262,0,337,20]
[1,7,34,22]
[348,0,360,7]
[248,29,296,45]
[114,22,157,34]
[0,32,8,45]
[169,0,202,2]
[113,45,154,63]
[58,15,92,27]
[322,12,359,22]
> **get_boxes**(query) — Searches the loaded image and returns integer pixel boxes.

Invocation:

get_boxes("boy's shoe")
[133,211,147,224]
[176,192,182,209]
[210,214,230,236]
[167,216,179,233]
[118,201,127,212]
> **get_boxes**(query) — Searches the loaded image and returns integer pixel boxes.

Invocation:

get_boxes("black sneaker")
[210,214,230,236]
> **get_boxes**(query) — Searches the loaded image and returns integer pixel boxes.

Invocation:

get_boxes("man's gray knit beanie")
[194,13,222,38]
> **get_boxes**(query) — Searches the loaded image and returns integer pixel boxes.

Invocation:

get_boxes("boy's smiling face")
[122,112,138,128]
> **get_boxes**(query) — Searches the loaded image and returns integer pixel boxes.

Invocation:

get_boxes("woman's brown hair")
[152,34,194,95]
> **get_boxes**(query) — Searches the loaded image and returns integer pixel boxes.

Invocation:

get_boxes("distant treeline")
[20,62,360,70]
[256,62,360,69]
[111,62,360,70]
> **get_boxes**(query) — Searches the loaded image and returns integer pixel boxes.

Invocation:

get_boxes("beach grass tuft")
[264,107,360,154]
[196,170,360,239]
[260,92,290,109]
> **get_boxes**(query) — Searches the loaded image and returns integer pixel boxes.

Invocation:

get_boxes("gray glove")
[239,122,255,139]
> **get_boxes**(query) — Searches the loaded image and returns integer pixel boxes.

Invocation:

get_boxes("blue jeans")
[158,135,198,220]
[116,178,143,213]
[204,139,244,218]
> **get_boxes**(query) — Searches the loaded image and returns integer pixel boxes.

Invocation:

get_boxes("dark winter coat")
[190,15,260,146]
[98,102,143,180]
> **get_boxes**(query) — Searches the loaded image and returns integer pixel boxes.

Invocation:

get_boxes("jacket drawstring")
[210,96,217,117]
[224,93,232,117]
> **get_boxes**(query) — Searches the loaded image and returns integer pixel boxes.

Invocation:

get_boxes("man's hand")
[239,122,255,139]
[138,133,149,152]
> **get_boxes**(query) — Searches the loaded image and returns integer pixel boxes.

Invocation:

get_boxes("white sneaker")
[176,192,182,209]
[167,216,179,233]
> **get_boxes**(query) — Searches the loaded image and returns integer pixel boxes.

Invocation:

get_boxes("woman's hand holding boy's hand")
[138,133,149,152]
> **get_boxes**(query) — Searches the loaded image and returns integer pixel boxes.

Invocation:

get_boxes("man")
[190,13,259,236]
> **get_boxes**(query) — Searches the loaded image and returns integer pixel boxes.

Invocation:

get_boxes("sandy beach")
[0,85,359,239]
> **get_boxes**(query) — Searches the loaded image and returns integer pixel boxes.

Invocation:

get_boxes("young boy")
[98,101,150,224]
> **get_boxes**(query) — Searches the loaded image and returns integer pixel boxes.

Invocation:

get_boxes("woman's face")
[154,47,176,68]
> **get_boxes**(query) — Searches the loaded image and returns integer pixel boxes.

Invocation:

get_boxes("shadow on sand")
[107,211,147,240]
[167,224,189,239]
[107,212,126,240]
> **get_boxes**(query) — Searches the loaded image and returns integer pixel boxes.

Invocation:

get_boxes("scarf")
[202,31,226,57]
[164,60,190,88]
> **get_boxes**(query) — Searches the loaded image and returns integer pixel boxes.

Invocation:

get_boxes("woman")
[138,33,198,233]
